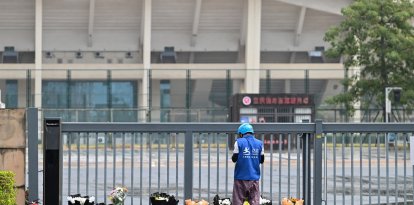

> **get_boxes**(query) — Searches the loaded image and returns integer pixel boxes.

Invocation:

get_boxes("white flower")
[259,196,271,204]
[219,199,231,205]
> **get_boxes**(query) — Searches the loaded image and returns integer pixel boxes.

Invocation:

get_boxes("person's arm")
[232,153,238,162]
[260,144,264,164]
[260,155,264,164]
[232,141,239,163]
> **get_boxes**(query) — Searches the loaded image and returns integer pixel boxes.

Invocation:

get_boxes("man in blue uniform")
[232,123,264,205]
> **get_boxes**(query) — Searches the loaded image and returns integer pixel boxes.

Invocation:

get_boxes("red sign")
[242,96,251,105]
[246,95,311,106]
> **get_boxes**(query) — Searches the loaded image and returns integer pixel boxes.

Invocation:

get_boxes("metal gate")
[26,108,414,205]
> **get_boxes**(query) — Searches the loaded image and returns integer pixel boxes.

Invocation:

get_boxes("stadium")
[0,0,360,122]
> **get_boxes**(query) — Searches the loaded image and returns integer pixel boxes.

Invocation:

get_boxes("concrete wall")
[0,109,26,205]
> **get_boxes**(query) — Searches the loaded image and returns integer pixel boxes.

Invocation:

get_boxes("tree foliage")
[324,0,414,120]
[0,171,16,205]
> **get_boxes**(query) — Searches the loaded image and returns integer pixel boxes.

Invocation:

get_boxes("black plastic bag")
[150,192,179,205]
[67,194,95,205]
[213,194,231,205]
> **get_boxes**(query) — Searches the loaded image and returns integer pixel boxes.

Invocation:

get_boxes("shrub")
[0,171,16,205]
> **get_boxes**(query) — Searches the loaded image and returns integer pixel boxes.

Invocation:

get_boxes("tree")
[324,0,414,121]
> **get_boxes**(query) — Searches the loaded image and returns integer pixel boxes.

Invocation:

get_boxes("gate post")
[43,118,62,205]
[27,108,39,202]
[313,120,323,205]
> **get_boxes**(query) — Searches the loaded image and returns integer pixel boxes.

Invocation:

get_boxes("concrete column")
[244,0,261,93]
[35,0,43,108]
[141,0,151,122]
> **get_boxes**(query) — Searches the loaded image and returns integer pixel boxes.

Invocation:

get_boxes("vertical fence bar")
[287,134,291,197]
[404,134,407,204]
[149,133,152,196]
[198,134,201,200]
[278,134,282,202]
[158,133,161,192]
[216,133,219,193]
[95,133,98,202]
[140,133,143,205]
[395,136,398,204]
[368,134,372,205]
[68,133,72,195]
[342,133,345,205]
[113,133,117,188]
[324,133,327,203]
[261,134,265,193]
[376,133,380,205]
[271,134,274,201]
[27,108,39,202]
[184,131,194,200]
[77,133,80,194]
[225,133,229,197]
[175,133,178,198]
[167,133,170,191]
[131,133,135,205]
[86,133,90,195]
[333,133,337,204]
[122,133,125,186]
[313,120,323,205]
[386,133,389,204]
[359,133,363,205]
[208,133,211,201]
[104,133,107,205]
[350,133,354,205]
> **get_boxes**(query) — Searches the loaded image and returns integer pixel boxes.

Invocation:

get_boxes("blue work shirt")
[233,134,263,180]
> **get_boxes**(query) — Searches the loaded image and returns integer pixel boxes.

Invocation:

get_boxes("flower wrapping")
[185,199,209,205]
[281,197,304,205]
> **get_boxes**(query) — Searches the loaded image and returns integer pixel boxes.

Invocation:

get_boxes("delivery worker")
[232,123,264,205]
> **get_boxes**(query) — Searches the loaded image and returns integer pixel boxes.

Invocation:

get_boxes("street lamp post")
[385,87,402,123]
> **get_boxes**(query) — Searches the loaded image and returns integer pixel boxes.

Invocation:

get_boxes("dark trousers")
[232,179,260,205]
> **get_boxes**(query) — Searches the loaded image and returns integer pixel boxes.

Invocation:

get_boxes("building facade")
[0,0,363,122]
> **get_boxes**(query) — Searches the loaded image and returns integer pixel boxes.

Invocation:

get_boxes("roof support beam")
[87,0,96,47]
[191,0,202,46]
[35,0,43,108]
[294,7,306,47]
[274,0,346,15]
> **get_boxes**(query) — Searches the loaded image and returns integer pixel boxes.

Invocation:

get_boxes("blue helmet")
[238,123,254,135]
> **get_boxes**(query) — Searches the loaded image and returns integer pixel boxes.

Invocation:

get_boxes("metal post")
[302,119,311,205]
[43,118,62,205]
[385,87,402,123]
[184,131,193,200]
[27,108,38,202]
[313,120,323,205]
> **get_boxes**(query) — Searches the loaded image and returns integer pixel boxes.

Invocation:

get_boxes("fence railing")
[27,108,414,205]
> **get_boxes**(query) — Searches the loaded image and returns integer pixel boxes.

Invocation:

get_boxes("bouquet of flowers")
[185,199,209,205]
[281,197,303,205]
[108,187,128,205]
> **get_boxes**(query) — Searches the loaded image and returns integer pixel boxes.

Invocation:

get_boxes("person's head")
[237,123,254,137]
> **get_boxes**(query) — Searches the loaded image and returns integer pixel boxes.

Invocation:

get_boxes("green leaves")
[324,0,414,120]
[0,171,16,205]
